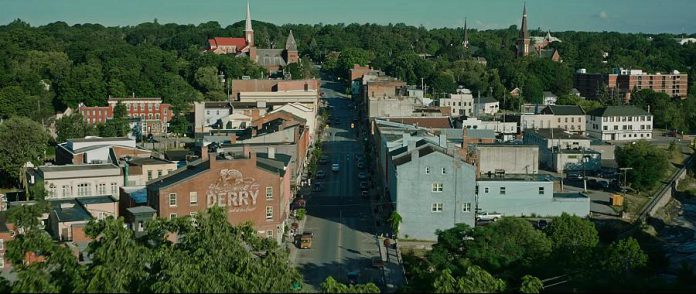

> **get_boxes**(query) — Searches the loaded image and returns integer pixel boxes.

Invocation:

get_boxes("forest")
[0,18,695,130]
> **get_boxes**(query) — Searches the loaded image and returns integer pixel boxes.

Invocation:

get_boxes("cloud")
[599,11,609,20]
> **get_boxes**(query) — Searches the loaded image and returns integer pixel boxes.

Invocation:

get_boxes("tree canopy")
[615,140,670,191]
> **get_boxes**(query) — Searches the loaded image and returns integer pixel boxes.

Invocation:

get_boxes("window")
[155,103,160,110]
[77,183,91,196]
[62,185,71,197]
[266,206,273,219]
[147,170,153,180]
[48,184,56,197]
[157,170,163,177]
[603,126,608,131]
[425,167,430,174]
[169,193,177,207]
[190,212,198,217]
[111,183,118,195]
[137,221,144,232]
[98,212,106,220]
[441,168,446,174]
[97,183,107,195]
[266,230,273,238]
[539,187,545,195]
[0,253,4,269]
[484,187,489,193]
[266,187,273,200]
[169,213,177,220]
[0,239,3,250]
[462,203,472,212]
[432,183,443,192]
[500,187,506,195]
[431,203,443,212]
[189,192,198,206]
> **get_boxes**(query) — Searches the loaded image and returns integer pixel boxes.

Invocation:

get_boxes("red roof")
[209,37,247,49]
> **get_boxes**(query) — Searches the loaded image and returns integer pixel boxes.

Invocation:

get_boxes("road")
[294,81,383,292]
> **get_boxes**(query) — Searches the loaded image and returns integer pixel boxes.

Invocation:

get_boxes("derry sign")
[206,169,260,212]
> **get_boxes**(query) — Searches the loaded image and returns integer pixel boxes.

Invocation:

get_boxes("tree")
[519,275,544,294]
[545,213,599,269]
[0,117,49,186]
[433,267,506,293]
[388,211,402,238]
[604,237,648,276]
[615,141,669,191]
[56,113,96,142]
[320,277,379,293]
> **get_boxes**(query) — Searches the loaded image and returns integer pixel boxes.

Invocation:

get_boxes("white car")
[476,211,503,221]
[331,163,340,172]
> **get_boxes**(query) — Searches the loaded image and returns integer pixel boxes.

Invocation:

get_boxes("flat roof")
[40,164,120,172]
[129,157,175,166]
[127,206,156,215]
[48,199,92,223]
[76,195,117,205]
[477,174,556,182]
[525,128,590,140]
[553,192,589,199]
[69,137,131,143]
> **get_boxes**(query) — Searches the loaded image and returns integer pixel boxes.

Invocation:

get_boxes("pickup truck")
[476,211,503,221]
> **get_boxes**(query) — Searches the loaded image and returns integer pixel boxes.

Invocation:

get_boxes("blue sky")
[1,0,694,34]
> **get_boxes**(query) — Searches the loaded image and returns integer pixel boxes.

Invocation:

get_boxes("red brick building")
[146,146,292,243]
[574,69,688,101]
[79,97,173,134]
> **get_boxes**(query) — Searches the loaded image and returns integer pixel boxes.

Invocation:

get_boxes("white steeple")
[245,1,253,33]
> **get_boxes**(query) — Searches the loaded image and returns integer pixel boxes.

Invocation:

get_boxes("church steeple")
[284,30,299,64]
[463,18,469,48]
[244,1,254,47]
[516,2,530,57]
[285,30,297,51]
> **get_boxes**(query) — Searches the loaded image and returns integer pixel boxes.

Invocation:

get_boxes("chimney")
[407,139,417,152]
[268,146,276,159]
[200,145,209,161]
[402,133,411,147]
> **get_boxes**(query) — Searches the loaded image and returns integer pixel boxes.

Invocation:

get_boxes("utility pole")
[619,167,633,199]
[582,147,587,192]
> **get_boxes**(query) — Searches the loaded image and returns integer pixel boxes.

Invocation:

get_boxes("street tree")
[519,275,544,294]
[545,213,599,269]
[0,117,49,186]
[615,141,669,191]
[604,237,648,276]
[433,267,506,293]
[320,277,380,293]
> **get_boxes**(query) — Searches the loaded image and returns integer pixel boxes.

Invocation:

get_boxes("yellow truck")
[300,232,313,249]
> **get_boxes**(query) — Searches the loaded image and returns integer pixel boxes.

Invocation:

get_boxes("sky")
[1,0,695,34]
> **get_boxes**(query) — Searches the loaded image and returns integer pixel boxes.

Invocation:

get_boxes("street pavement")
[293,82,385,292]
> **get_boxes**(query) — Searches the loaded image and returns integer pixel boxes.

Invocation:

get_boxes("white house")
[542,91,558,105]
[439,88,474,117]
[520,105,586,135]
[473,97,500,116]
[461,118,517,142]
[586,106,653,141]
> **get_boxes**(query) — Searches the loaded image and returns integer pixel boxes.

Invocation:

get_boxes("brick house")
[79,97,173,134]
[146,146,292,243]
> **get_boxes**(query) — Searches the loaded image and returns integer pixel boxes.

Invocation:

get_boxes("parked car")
[318,155,329,165]
[358,171,367,179]
[566,172,583,180]
[535,219,549,230]
[313,183,322,192]
[359,181,369,191]
[361,191,368,199]
[476,211,503,221]
[316,170,326,179]
[331,163,340,172]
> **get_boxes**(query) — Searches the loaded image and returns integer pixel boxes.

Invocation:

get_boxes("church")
[207,2,299,74]
[515,3,562,62]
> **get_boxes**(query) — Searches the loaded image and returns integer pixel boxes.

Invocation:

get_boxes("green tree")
[0,117,49,186]
[388,211,402,238]
[56,113,96,142]
[545,213,599,269]
[615,140,669,191]
[320,277,379,293]
[604,237,648,276]
[519,275,544,294]
[433,267,506,293]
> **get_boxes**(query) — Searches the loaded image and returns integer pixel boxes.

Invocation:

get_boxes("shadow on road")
[296,258,385,291]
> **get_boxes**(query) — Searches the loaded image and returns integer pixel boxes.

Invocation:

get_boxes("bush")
[296,208,306,220]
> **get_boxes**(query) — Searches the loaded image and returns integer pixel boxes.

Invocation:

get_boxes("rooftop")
[477,174,557,182]
[382,116,452,129]
[588,105,650,117]
[541,105,585,116]
[526,128,590,140]
[126,206,157,215]
[69,137,131,143]
[553,192,589,199]
[128,157,175,166]
[48,199,92,223]
[122,186,148,204]
[475,97,498,104]
[40,163,121,173]
[76,195,117,205]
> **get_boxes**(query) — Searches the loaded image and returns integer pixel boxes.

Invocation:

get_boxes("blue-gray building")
[389,140,477,241]
[476,174,590,217]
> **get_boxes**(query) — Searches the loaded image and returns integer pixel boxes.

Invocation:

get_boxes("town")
[1,1,696,293]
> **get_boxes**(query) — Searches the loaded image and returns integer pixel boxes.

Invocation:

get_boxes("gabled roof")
[541,105,585,116]
[255,49,287,67]
[588,105,650,117]
[209,37,247,49]
[285,30,297,51]
[475,97,498,104]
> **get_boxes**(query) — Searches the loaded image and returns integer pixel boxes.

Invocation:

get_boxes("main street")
[294,81,383,292]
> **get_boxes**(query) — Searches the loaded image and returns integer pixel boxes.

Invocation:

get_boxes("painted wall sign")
[206,169,260,212]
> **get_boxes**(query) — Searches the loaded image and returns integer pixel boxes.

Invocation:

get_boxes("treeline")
[0,206,302,293]
[402,214,693,293]
[1,19,695,122]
